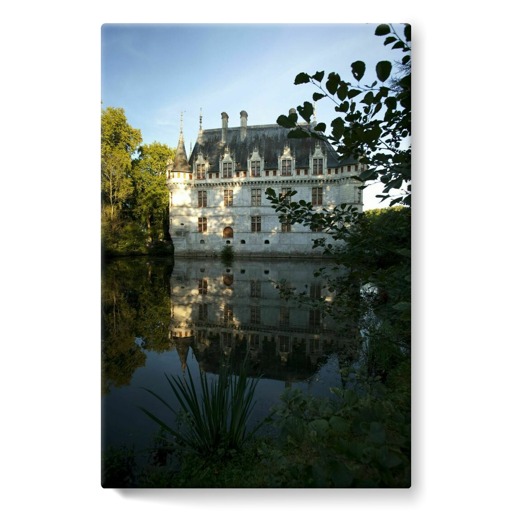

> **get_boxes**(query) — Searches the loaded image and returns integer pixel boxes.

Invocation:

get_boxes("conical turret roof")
[172,129,192,173]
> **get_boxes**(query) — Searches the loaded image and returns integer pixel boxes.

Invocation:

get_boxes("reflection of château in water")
[168,259,359,383]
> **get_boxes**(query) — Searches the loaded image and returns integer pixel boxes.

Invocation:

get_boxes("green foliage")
[101,445,136,488]
[265,374,410,488]
[101,106,176,255]
[139,360,266,459]
[220,244,234,265]
[101,107,142,221]
[102,258,174,394]
[275,23,411,208]
[132,142,175,243]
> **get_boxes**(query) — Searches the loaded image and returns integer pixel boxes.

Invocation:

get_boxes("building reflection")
[168,258,359,383]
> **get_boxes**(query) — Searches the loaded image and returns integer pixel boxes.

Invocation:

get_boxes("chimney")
[221,112,229,143]
[240,110,248,141]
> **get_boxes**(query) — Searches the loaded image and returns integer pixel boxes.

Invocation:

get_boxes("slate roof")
[171,132,191,173]
[188,123,357,173]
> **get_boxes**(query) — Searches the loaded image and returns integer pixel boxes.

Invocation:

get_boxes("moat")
[101,256,361,467]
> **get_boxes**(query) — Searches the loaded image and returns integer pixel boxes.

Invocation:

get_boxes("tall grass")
[140,361,265,458]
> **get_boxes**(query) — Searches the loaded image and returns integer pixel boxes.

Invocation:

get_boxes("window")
[279,307,290,327]
[251,216,261,232]
[279,335,290,352]
[310,283,322,299]
[250,160,261,177]
[251,188,261,206]
[224,305,234,325]
[198,190,207,207]
[281,159,292,176]
[198,278,208,295]
[224,189,233,207]
[313,158,323,175]
[312,187,323,206]
[250,306,261,324]
[280,187,292,203]
[222,161,233,178]
[309,309,321,327]
[250,280,261,298]
[196,163,206,180]
[198,303,208,320]
[198,216,207,233]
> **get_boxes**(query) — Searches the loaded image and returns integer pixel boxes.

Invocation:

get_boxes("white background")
[1,1,511,510]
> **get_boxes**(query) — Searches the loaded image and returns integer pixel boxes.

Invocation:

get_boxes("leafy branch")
[275,23,411,209]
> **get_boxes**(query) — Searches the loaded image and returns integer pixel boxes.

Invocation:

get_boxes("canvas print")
[101,23,411,488]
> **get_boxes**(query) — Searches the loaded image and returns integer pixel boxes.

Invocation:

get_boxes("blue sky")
[101,23,402,209]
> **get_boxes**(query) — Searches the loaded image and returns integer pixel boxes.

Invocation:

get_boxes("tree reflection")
[101,258,174,394]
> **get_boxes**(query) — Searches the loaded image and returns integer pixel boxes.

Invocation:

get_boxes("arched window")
[223,226,234,239]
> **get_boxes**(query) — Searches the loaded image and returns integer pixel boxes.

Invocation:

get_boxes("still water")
[101,256,360,464]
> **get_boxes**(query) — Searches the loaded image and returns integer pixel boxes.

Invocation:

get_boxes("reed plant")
[140,361,265,458]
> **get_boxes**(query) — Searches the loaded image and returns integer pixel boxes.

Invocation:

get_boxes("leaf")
[331,117,344,139]
[336,81,348,101]
[312,92,326,101]
[368,422,386,445]
[385,96,397,110]
[276,114,296,129]
[347,88,362,99]
[375,24,391,36]
[362,91,375,105]
[309,418,329,434]
[297,101,314,122]
[329,460,354,487]
[376,60,392,82]
[288,128,310,139]
[311,70,325,82]
[404,23,411,42]
[329,415,349,433]
[314,122,326,132]
[384,36,396,46]
[294,72,310,85]
[326,72,341,95]
[351,61,366,81]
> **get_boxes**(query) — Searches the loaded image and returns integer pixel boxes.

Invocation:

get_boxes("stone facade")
[167,111,364,257]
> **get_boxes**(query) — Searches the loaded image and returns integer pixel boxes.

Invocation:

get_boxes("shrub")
[140,360,265,459]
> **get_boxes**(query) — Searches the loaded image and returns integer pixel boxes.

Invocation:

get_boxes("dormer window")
[249,149,262,177]
[280,146,294,176]
[313,158,323,175]
[221,149,234,178]
[197,163,206,180]
[310,143,326,175]
[281,159,292,176]
[251,160,261,177]
[222,161,233,178]
[195,152,208,180]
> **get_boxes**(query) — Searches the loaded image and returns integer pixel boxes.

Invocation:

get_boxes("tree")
[268,22,411,237]
[101,107,142,219]
[267,24,412,380]
[132,142,175,243]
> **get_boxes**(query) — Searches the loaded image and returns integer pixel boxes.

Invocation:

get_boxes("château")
[167,110,364,256]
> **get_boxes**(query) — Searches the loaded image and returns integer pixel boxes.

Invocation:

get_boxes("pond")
[101,256,361,471]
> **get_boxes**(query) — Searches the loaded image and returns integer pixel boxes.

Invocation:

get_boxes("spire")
[172,112,191,173]
[197,107,204,144]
